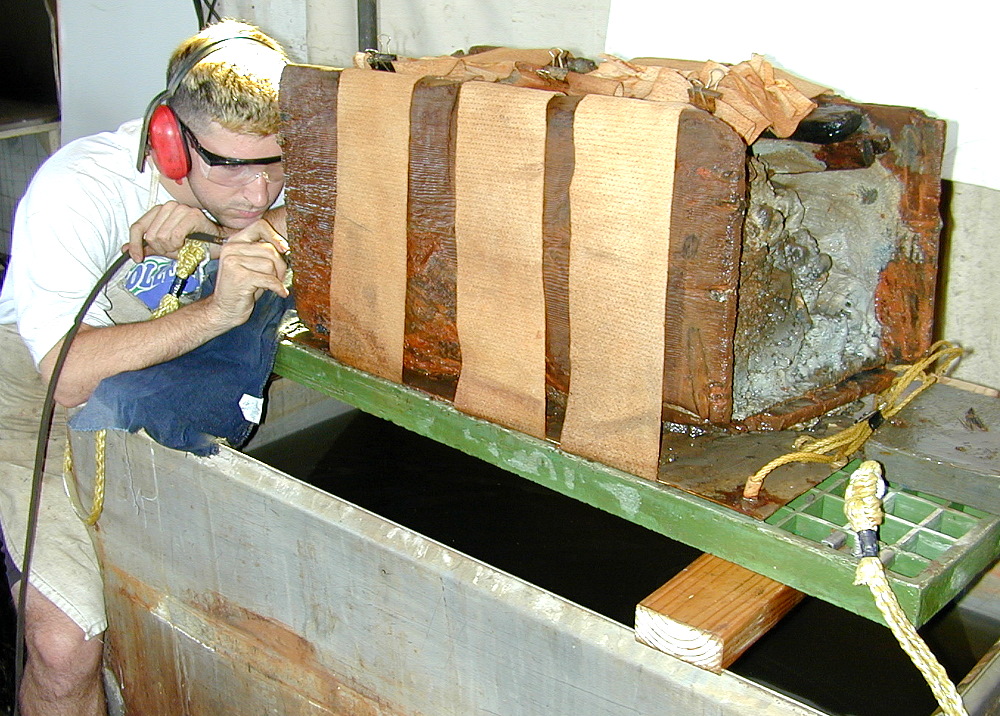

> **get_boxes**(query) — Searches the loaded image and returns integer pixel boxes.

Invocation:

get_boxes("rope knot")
[853,556,884,587]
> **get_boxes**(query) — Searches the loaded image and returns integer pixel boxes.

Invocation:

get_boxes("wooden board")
[280,64,340,341]
[635,554,804,673]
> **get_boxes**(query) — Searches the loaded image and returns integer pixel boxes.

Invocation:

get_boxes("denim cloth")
[70,267,294,456]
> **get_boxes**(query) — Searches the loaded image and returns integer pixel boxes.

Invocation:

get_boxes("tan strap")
[452,82,554,439]
[329,68,423,381]
[560,96,685,479]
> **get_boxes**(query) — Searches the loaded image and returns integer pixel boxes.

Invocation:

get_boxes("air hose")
[15,237,211,711]
[13,250,130,713]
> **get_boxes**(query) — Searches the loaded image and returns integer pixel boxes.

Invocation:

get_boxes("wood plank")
[403,77,462,400]
[279,64,341,342]
[635,554,804,673]
[864,101,945,364]
[662,106,745,426]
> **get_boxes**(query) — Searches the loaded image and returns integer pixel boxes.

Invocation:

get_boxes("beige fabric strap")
[452,83,554,439]
[329,69,422,382]
[560,96,685,479]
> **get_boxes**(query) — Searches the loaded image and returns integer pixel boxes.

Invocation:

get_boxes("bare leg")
[14,583,106,716]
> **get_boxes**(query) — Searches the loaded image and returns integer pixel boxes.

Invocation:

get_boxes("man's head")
[166,19,287,137]
[147,20,289,229]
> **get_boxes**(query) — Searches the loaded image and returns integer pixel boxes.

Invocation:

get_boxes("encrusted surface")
[733,157,891,420]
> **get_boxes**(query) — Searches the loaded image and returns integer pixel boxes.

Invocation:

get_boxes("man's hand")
[203,219,290,330]
[127,201,223,262]
[42,219,289,408]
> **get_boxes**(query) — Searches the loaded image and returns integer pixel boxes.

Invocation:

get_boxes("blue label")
[124,256,204,310]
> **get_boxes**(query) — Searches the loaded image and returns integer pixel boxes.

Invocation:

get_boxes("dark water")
[250,409,1000,716]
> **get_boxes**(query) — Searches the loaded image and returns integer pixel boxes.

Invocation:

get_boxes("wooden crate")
[279,63,945,482]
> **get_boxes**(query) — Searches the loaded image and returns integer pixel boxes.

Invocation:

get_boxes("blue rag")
[70,266,294,456]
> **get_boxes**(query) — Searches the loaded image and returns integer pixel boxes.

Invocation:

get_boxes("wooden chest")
[279,62,945,481]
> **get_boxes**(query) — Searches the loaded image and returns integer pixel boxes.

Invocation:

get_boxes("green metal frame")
[275,340,1000,628]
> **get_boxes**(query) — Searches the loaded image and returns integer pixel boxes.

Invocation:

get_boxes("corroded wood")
[863,102,945,365]
[635,554,804,673]
[662,108,746,426]
[741,367,895,432]
[280,64,945,442]
[280,64,341,342]
[403,77,463,400]
[542,95,580,439]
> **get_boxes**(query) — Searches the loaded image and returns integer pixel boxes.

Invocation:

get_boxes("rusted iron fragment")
[753,133,891,173]
[735,99,943,430]
[739,367,895,432]
[280,64,341,342]
[661,108,747,427]
[403,78,463,400]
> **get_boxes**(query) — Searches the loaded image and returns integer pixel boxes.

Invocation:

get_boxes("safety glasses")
[180,122,284,187]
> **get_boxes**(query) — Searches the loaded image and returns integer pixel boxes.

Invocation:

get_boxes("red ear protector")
[136,34,273,180]
[146,104,190,180]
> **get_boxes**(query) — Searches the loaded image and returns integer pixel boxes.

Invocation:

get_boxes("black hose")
[13,251,131,714]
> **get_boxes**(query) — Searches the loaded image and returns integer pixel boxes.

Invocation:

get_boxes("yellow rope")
[76,239,208,526]
[845,461,968,716]
[151,240,209,318]
[742,341,964,499]
[63,429,106,526]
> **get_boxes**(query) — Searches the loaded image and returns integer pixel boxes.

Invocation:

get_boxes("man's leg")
[15,583,106,716]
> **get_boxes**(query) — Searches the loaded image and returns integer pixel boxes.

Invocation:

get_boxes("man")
[0,20,290,714]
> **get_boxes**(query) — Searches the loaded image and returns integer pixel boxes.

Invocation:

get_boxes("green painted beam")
[274,340,1000,627]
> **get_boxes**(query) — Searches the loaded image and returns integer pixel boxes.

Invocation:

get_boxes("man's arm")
[40,222,289,407]
[126,203,287,262]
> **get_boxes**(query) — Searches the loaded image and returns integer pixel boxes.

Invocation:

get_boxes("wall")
[939,186,1000,388]
[58,0,196,142]
[221,0,611,66]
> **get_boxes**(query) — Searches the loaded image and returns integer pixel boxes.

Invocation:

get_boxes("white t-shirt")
[0,119,174,365]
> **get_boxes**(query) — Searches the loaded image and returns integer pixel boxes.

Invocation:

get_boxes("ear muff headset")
[136,34,273,179]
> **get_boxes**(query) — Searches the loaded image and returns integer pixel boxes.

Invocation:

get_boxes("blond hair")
[167,19,288,136]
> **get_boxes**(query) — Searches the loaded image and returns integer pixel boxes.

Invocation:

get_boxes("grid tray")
[768,466,998,584]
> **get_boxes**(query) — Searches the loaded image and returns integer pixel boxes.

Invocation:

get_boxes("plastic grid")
[765,470,991,579]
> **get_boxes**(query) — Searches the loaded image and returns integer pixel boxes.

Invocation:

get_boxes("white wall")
[606,1,994,193]
[221,0,611,67]
[58,0,197,142]
[939,186,1000,389]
